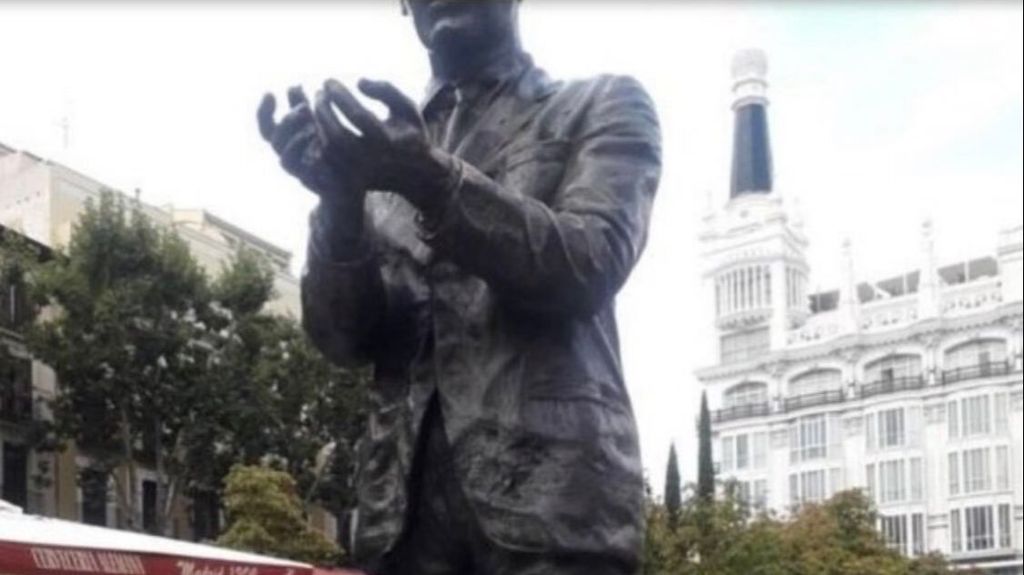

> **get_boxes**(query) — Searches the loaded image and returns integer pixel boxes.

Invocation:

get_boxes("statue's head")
[404,0,521,59]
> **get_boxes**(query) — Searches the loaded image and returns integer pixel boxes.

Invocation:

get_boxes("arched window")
[865,354,923,384]
[789,369,843,397]
[945,339,1007,370]
[724,382,769,409]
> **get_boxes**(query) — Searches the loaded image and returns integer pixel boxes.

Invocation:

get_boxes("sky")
[2,1,1022,492]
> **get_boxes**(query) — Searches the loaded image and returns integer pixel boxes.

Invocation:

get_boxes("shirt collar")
[422,50,533,119]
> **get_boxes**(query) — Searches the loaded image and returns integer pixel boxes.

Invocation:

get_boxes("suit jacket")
[302,57,662,566]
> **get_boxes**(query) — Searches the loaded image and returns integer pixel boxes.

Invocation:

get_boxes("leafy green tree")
[185,247,368,542]
[664,443,682,529]
[24,191,368,542]
[27,190,211,533]
[217,465,342,565]
[641,487,965,575]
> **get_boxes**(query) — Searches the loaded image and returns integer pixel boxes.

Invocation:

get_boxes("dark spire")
[729,49,773,199]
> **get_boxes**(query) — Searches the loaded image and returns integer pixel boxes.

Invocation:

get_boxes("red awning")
[0,541,315,575]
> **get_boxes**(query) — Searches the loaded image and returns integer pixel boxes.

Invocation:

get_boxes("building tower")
[701,49,809,370]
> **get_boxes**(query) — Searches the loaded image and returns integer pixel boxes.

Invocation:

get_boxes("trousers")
[373,397,634,575]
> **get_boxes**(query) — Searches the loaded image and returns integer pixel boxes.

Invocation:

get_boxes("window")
[753,480,768,510]
[866,464,876,499]
[736,481,752,506]
[881,515,908,554]
[865,355,923,383]
[789,369,843,398]
[720,329,770,364]
[724,382,769,409]
[790,470,827,505]
[80,469,109,527]
[948,401,960,439]
[878,408,906,449]
[945,339,1007,370]
[994,392,1009,434]
[736,435,750,471]
[790,416,828,463]
[142,480,157,533]
[995,446,1010,491]
[951,505,1014,553]
[951,510,963,553]
[948,453,960,496]
[963,448,991,494]
[912,514,925,556]
[722,437,735,473]
[961,396,991,437]
[998,505,1012,549]
[752,433,768,469]
[879,460,906,504]
[910,458,924,502]
[866,413,877,451]
[965,506,995,551]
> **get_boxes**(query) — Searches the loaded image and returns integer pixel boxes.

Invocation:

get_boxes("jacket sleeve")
[301,207,387,367]
[422,75,662,317]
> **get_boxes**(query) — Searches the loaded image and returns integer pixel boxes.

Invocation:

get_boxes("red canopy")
[0,507,361,575]
[0,541,312,575]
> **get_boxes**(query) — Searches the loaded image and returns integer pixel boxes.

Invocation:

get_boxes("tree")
[640,488,965,575]
[28,190,212,533]
[664,443,682,529]
[184,247,368,543]
[25,191,369,542]
[696,392,714,503]
[217,465,342,565]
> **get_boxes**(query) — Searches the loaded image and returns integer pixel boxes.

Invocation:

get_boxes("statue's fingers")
[288,85,311,109]
[257,93,278,143]
[357,79,420,124]
[271,103,314,154]
[279,127,318,176]
[314,89,362,152]
[322,79,387,142]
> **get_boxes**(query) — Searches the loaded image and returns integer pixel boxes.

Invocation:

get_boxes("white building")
[697,50,1023,574]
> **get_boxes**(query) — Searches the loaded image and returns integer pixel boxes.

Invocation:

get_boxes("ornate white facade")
[697,51,1024,574]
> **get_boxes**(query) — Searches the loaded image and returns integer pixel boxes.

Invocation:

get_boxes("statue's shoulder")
[547,73,655,112]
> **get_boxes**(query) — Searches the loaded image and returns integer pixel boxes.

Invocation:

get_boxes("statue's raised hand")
[258,86,368,210]
[314,79,457,213]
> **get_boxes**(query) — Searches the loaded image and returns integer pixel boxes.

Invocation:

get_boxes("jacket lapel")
[454,66,559,176]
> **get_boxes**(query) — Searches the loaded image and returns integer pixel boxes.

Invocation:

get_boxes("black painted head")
[404,0,520,62]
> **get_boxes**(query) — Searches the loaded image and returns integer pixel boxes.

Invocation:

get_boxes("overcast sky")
[3,1,1022,491]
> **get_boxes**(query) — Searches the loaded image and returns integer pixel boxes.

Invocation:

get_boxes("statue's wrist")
[409,149,461,219]
[316,195,368,262]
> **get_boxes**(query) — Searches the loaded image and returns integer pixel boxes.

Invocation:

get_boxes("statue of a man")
[258,1,661,573]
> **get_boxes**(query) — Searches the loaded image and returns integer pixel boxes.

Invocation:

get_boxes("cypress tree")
[697,391,715,503]
[664,443,682,528]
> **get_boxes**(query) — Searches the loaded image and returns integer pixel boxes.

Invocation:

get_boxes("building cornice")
[697,301,1024,382]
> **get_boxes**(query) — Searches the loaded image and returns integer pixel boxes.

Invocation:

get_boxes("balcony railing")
[784,390,845,413]
[861,375,926,399]
[0,391,33,424]
[713,402,771,424]
[942,361,1013,386]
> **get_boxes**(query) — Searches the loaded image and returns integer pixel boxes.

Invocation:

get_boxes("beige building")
[0,144,300,317]
[0,142,332,542]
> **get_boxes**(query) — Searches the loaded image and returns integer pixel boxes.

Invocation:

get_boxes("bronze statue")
[258,1,661,573]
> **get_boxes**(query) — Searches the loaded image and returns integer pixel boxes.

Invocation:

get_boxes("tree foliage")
[696,392,714,504]
[21,190,368,541]
[664,444,682,528]
[27,191,210,533]
[643,487,968,575]
[217,465,342,565]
